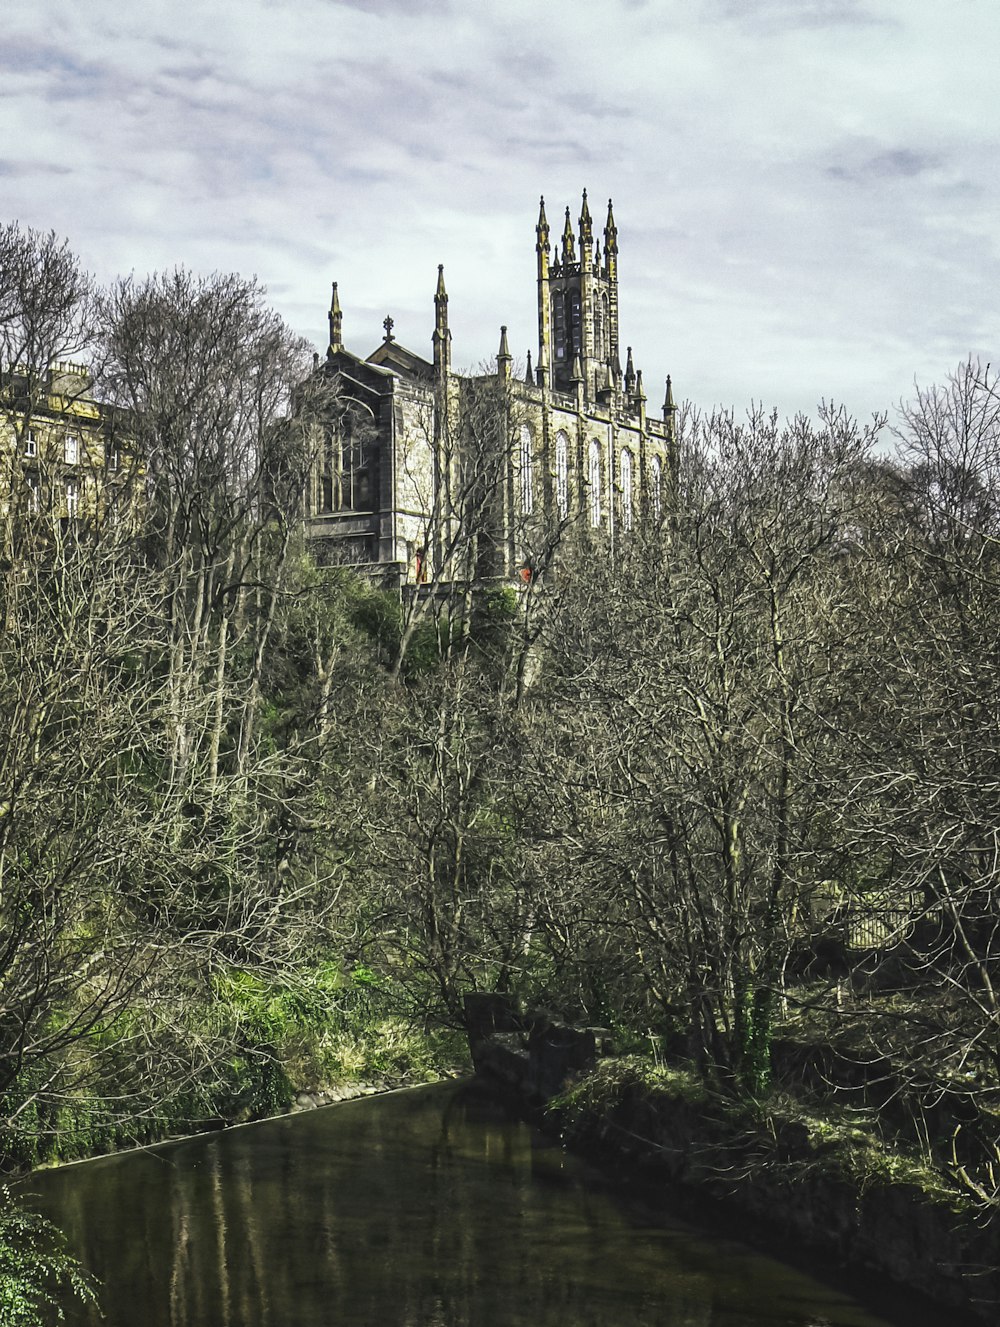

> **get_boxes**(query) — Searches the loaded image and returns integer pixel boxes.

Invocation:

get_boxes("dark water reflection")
[22,1081,933,1326]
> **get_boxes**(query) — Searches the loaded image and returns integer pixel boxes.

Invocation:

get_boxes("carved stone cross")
[383,315,394,341]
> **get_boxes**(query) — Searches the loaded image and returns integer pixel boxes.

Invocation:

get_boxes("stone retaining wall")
[465,994,999,1325]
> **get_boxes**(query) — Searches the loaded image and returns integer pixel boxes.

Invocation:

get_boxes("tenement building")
[304,192,677,584]
[0,361,129,534]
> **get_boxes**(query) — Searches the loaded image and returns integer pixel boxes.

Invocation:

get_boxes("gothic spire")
[327,281,343,355]
[624,345,636,394]
[604,198,618,281]
[524,350,534,385]
[604,198,618,254]
[536,195,550,249]
[497,324,512,379]
[561,207,576,264]
[579,188,593,250]
[432,264,451,377]
[664,374,678,445]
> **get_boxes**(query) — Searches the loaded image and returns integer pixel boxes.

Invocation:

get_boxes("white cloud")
[1,0,998,420]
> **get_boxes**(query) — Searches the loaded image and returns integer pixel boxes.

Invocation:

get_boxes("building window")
[65,479,79,517]
[588,438,601,527]
[650,454,662,522]
[594,300,603,364]
[552,293,566,362]
[555,430,569,520]
[335,405,376,511]
[601,293,610,359]
[64,435,78,465]
[620,448,633,531]
[26,475,39,513]
[25,429,36,458]
[519,424,533,516]
[568,289,582,358]
[107,448,120,473]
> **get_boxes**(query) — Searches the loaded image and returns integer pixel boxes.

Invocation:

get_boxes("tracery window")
[519,424,533,516]
[568,290,582,358]
[552,293,566,362]
[555,430,569,520]
[588,438,601,527]
[620,448,633,531]
[650,454,662,522]
[323,402,377,513]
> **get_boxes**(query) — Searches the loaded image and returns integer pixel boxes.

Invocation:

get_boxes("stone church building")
[303,192,677,584]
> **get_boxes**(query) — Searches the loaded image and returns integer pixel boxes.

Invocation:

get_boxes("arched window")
[520,424,533,516]
[650,454,662,522]
[593,300,604,364]
[601,293,610,359]
[552,294,566,362]
[555,430,569,520]
[588,438,601,527]
[328,401,377,512]
[569,290,582,358]
[620,448,633,531]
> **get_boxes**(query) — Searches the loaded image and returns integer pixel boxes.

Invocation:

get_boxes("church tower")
[538,191,621,402]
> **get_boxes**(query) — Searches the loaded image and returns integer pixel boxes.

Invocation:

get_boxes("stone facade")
[0,362,131,533]
[303,192,678,584]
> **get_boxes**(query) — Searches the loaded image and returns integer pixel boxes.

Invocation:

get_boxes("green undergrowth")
[2,963,470,1175]
[549,1054,967,1208]
[0,1187,99,1326]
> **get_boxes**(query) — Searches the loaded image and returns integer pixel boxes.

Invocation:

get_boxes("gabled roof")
[324,345,396,396]
[365,339,434,381]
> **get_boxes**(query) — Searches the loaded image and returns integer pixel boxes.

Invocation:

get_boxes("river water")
[20,1080,941,1326]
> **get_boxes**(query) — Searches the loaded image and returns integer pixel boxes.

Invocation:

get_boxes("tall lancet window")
[620,448,633,531]
[555,430,569,520]
[520,424,534,516]
[601,293,610,359]
[588,438,601,527]
[552,294,566,362]
[593,299,604,364]
[650,454,662,522]
[569,290,582,357]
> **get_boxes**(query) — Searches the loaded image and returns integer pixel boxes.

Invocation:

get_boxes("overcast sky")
[3,0,998,422]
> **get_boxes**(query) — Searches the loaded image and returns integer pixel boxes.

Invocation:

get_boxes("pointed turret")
[536,196,551,388]
[635,368,645,401]
[536,196,550,250]
[327,281,343,355]
[579,188,593,251]
[624,345,636,394]
[663,374,678,444]
[561,207,576,265]
[432,264,451,378]
[604,199,618,279]
[524,350,534,386]
[497,325,512,380]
